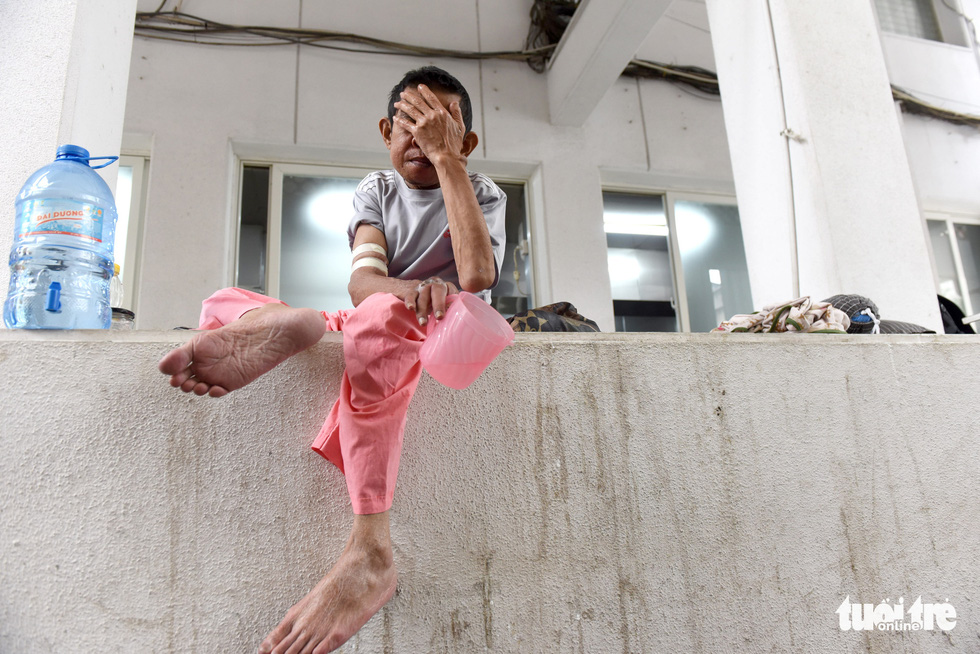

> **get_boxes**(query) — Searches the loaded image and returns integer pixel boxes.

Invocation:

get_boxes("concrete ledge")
[1,331,978,652]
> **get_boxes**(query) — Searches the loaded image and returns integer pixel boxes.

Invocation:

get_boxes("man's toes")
[283,632,313,654]
[180,378,211,395]
[208,385,229,398]
[299,638,322,654]
[169,369,194,388]
[260,620,293,654]
[158,346,192,375]
[191,381,212,396]
[311,635,343,654]
[269,632,297,654]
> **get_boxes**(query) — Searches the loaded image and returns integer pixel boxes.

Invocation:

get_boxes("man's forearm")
[348,271,418,307]
[348,270,459,326]
[433,156,495,292]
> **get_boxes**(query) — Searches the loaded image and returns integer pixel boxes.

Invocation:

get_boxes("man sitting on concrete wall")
[158,66,506,653]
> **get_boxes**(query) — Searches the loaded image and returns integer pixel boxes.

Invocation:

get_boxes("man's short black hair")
[387,66,473,134]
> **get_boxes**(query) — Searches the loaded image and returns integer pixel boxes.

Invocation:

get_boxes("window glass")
[113,156,148,312]
[280,175,360,313]
[955,223,980,315]
[237,165,270,295]
[238,165,530,316]
[114,165,133,293]
[873,0,942,41]
[491,183,534,316]
[603,192,678,332]
[674,199,752,332]
[927,219,964,310]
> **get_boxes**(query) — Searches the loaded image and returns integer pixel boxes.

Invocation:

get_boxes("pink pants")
[199,287,446,515]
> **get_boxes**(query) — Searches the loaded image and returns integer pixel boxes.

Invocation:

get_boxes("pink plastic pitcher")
[420,292,515,390]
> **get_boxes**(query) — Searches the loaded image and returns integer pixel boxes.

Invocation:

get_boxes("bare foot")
[158,304,326,397]
[259,516,397,654]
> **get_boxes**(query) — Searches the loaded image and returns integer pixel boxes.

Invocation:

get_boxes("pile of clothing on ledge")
[711,294,975,335]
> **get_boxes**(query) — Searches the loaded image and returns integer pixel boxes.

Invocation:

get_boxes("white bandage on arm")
[351,242,389,276]
[352,257,388,274]
[352,243,387,258]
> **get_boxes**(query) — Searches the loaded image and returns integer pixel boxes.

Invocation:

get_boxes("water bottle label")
[16,199,106,243]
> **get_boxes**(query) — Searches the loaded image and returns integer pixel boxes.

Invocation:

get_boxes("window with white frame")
[603,192,677,332]
[488,181,534,316]
[927,212,980,318]
[603,190,753,332]
[113,155,149,311]
[872,0,970,46]
[237,163,534,316]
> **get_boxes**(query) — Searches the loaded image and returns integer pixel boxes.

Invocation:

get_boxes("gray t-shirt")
[348,170,507,302]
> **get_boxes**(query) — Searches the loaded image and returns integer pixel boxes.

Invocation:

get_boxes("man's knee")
[348,293,416,335]
[344,293,424,365]
[356,292,405,314]
[199,287,281,328]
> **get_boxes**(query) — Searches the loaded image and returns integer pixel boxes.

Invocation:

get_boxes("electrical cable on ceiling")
[134,9,553,61]
[134,2,980,130]
[623,60,721,96]
[525,0,578,72]
[133,8,721,92]
[891,86,980,127]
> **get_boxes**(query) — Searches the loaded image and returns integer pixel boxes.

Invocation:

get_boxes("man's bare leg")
[158,303,326,397]
[259,512,397,654]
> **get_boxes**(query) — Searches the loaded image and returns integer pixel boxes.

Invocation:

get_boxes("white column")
[705,1,941,330]
[0,0,138,291]
[538,156,615,332]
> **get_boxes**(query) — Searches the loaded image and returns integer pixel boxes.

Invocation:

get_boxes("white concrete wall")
[118,0,980,334]
[3,2,978,331]
[0,3,78,277]
[704,1,980,332]
[0,0,137,293]
[122,0,734,331]
[1,332,978,652]
[882,32,980,216]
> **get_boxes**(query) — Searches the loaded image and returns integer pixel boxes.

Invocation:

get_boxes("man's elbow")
[457,268,496,293]
[348,280,367,307]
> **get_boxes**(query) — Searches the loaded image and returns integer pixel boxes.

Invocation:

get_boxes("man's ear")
[461,131,479,157]
[379,118,392,148]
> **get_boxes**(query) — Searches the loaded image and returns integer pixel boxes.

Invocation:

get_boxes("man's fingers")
[394,99,422,122]
[400,88,431,114]
[393,115,417,132]
[415,286,431,326]
[430,282,448,319]
[449,101,464,126]
[416,84,444,111]
[412,277,452,326]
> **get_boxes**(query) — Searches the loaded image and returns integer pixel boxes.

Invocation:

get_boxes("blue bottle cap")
[54,144,118,169]
[55,144,91,161]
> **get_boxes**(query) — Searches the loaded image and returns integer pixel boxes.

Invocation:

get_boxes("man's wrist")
[429,150,467,171]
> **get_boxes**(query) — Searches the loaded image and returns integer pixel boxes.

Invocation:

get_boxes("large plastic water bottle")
[4,145,118,329]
